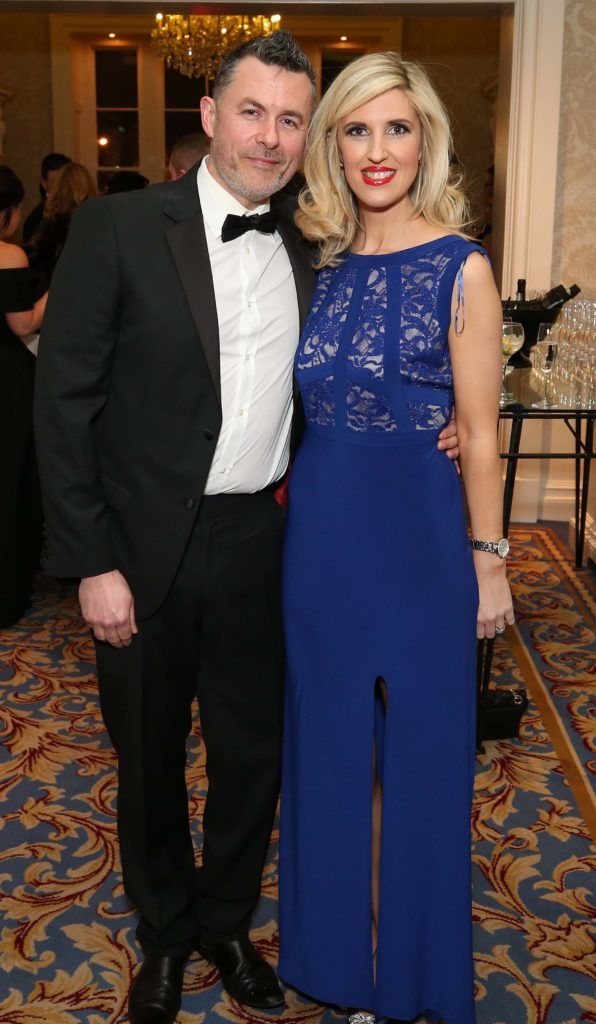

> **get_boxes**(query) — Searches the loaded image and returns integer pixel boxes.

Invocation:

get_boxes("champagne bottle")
[541,283,581,310]
[515,278,526,301]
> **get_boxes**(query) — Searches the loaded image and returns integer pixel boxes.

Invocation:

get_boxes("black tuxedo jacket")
[34,164,315,619]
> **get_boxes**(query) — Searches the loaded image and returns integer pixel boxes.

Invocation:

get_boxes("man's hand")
[79,570,138,648]
[438,413,460,463]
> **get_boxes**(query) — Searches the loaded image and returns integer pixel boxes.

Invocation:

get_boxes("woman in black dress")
[0,166,47,626]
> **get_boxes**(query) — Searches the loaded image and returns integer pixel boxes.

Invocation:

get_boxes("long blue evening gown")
[279,235,487,1024]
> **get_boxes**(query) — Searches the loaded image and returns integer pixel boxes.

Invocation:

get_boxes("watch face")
[498,538,510,558]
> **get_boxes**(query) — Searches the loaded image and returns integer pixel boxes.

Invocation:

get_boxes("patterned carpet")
[0,525,594,1024]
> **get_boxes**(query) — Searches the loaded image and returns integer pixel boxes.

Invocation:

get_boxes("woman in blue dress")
[278,53,514,1024]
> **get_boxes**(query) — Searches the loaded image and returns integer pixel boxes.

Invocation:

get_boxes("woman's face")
[337,88,422,213]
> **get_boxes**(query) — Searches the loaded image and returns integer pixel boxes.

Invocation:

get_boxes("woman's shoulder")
[0,247,34,311]
[408,220,485,253]
[424,230,485,254]
[0,242,29,270]
[428,234,491,278]
[419,224,458,244]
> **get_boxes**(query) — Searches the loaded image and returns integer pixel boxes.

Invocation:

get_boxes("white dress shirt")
[197,158,299,495]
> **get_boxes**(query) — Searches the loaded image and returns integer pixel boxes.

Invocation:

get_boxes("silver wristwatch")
[470,537,510,558]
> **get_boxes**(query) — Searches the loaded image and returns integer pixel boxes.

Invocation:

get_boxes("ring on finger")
[495,624,506,634]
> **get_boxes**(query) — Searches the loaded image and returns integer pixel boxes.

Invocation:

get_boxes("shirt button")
[203,429,215,441]
[244,246,251,255]
[184,497,195,510]
[239,409,244,416]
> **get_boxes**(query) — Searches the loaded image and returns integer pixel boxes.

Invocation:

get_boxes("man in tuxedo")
[35,31,459,1024]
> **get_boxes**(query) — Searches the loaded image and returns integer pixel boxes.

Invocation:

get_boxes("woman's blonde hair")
[297,52,469,268]
[44,162,98,219]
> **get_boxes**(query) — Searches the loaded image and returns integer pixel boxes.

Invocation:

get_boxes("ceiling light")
[151,13,282,80]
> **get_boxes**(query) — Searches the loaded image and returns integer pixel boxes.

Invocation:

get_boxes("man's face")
[200,56,312,209]
[42,168,62,195]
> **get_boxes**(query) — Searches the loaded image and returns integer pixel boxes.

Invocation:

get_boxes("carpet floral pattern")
[0,526,594,1024]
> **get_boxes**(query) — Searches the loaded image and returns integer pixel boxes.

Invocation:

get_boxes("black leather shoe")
[196,935,285,1009]
[128,954,186,1024]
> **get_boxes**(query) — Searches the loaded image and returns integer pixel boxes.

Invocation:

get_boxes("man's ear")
[200,96,216,140]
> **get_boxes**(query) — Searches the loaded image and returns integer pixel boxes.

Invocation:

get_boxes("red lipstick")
[360,166,396,186]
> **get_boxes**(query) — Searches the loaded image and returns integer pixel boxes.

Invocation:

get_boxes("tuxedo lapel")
[163,170,315,406]
[165,166,221,405]
[273,195,315,332]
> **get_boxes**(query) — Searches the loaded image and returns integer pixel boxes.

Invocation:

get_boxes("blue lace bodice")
[296,235,487,441]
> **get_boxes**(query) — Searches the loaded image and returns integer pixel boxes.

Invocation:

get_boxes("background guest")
[22,152,71,245]
[105,170,149,194]
[27,161,97,295]
[0,165,47,627]
[167,132,210,180]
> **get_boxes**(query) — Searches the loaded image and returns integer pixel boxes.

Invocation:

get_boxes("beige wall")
[552,1,596,529]
[551,0,596,299]
[401,15,501,225]
[0,13,54,228]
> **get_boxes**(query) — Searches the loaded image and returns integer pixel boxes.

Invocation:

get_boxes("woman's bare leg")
[372,679,388,981]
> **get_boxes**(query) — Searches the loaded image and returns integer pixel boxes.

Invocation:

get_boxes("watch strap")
[470,537,509,558]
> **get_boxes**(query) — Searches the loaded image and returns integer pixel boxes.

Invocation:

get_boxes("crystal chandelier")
[151,12,282,80]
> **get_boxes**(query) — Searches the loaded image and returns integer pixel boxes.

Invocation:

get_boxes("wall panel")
[0,13,54,226]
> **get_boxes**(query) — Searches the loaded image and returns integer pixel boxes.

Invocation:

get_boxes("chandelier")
[151,12,282,80]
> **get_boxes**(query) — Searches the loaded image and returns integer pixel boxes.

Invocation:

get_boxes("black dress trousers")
[95,487,286,955]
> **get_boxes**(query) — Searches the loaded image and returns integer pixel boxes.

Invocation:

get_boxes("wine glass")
[500,322,524,406]
[532,328,559,408]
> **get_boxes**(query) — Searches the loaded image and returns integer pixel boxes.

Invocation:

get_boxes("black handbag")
[477,686,529,743]
[476,638,529,748]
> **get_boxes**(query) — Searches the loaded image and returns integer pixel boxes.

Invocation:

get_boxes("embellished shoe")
[348,1014,376,1024]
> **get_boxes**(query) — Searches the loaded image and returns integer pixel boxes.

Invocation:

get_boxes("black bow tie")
[221,211,278,243]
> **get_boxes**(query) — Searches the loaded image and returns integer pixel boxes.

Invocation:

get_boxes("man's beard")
[211,147,291,204]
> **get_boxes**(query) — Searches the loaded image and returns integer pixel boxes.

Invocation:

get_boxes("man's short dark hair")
[41,153,71,179]
[106,170,149,194]
[212,30,316,103]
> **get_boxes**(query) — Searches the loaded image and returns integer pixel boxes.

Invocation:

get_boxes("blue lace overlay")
[400,252,451,387]
[297,266,357,372]
[407,400,452,431]
[347,383,397,433]
[347,267,387,380]
[303,375,336,428]
[296,236,487,436]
